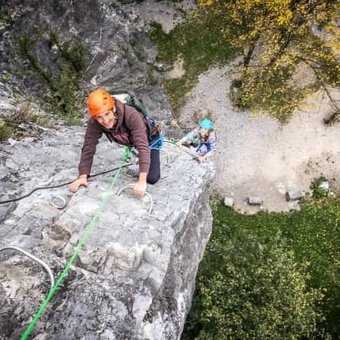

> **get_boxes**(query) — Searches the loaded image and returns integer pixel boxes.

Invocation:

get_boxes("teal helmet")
[199,118,213,130]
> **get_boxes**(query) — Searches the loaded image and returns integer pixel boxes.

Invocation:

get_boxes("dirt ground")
[177,65,340,213]
[131,0,340,213]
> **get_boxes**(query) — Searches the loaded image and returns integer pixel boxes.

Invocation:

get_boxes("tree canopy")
[183,198,340,338]
[183,222,324,339]
[195,0,340,121]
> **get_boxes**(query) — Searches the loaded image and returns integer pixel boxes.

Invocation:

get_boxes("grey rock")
[247,196,263,205]
[286,189,304,201]
[318,181,329,192]
[0,0,172,123]
[0,126,215,339]
[0,203,16,225]
[0,1,202,338]
[223,196,234,207]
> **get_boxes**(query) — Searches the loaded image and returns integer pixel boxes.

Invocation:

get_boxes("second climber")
[176,118,217,163]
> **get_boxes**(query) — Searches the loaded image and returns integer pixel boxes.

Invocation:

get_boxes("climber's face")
[199,128,209,138]
[95,110,115,129]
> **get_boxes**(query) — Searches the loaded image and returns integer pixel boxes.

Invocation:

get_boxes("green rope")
[21,147,132,339]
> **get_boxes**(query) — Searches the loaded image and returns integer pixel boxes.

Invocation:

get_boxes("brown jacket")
[78,100,150,176]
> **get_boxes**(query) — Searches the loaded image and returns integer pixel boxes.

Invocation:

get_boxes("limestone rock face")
[0,127,214,339]
[0,0,171,121]
[0,1,212,336]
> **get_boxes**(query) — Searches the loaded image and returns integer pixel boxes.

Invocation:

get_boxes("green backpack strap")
[109,88,149,119]
[125,95,149,118]
[108,88,159,141]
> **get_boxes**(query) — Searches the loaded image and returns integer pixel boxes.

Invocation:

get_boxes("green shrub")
[149,15,236,112]
[18,33,87,124]
[0,121,15,141]
[311,176,329,199]
[184,233,324,339]
[184,198,340,338]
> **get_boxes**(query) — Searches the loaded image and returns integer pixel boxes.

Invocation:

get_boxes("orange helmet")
[87,89,115,116]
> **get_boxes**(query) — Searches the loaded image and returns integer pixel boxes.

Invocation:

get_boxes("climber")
[176,118,217,163]
[70,88,160,196]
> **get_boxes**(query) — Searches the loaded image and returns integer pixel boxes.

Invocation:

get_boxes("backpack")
[110,89,160,141]
[110,89,149,119]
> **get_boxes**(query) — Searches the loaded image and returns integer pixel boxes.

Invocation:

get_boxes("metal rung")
[160,149,171,164]
[0,246,55,291]
[49,195,67,209]
[116,184,153,214]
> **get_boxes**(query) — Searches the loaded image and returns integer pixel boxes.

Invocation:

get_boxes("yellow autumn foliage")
[195,0,340,120]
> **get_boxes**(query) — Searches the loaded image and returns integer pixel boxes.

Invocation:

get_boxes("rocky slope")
[0,0,171,122]
[0,127,214,339]
[0,1,216,339]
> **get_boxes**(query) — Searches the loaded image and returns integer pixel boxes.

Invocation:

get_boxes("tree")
[196,0,340,122]
[183,231,325,339]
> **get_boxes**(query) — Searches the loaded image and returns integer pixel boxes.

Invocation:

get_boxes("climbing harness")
[0,246,55,290]
[20,147,132,340]
[130,132,170,164]
[116,184,154,214]
[150,133,172,164]
[149,132,164,151]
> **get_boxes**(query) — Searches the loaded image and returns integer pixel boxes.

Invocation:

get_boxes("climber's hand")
[197,155,206,163]
[133,181,146,197]
[70,175,88,193]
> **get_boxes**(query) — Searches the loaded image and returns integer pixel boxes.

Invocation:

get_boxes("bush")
[18,33,87,125]
[184,231,324,339]
[311,176,329,199]
[0,120,15,141]
[184,199,340,338]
